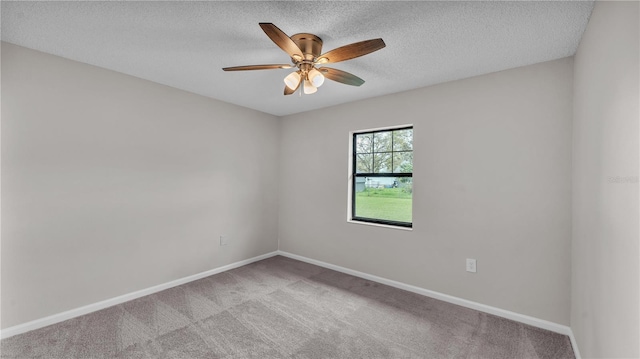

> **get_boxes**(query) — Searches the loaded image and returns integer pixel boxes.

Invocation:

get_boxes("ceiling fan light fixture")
[308,68,325,87]
[284,71,301,90]
[303,79,317,94]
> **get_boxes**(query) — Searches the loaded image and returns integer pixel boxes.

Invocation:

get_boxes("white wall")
[279,58,573,325]
[1,43,280,329]
[571,1,640,358]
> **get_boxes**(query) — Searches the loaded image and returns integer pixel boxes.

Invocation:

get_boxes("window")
[351,126,413,228]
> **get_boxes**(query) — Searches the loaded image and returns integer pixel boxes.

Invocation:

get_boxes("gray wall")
[279,58,573,325]
[1,43,280,329]
[571,2,640,358]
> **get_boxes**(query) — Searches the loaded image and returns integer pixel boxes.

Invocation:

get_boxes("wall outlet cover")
[466,258,477,273]
[220,236,229,246]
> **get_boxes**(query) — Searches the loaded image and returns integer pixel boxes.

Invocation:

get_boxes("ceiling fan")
[223,23,386,95]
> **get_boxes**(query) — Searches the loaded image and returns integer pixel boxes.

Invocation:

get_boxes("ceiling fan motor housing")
[290,33,323,62]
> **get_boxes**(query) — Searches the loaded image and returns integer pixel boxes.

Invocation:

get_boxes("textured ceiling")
[1,1,594,116]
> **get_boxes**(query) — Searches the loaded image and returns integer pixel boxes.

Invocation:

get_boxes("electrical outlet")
[466,258,477,273]
[220,235,229,246]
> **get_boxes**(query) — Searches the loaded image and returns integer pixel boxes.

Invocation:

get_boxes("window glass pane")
[373,152,392,173]
[373,131,392,153]
[393,129,413,151]
[354,176,412,223]
[393,152,413,173]
[352,126,413,227]
[355,133,373,154]
[355,153,373,173]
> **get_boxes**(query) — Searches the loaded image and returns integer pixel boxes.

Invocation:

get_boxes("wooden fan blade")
[316,39,385,64]
[223,64,293,71]
[319,67,365,86]
[259,23,304,61]
[284,76,302,95]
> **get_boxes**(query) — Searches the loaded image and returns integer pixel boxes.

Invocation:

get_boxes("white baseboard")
[568,331,582,359]
[0,251,279,340]
[276,250,581,359]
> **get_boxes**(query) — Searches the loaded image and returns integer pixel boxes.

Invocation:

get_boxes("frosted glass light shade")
[308,68,325,87]
[284,71,301,90]
[303,80,317,94]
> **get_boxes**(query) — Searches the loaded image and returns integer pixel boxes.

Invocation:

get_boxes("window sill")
[347,219,413,231]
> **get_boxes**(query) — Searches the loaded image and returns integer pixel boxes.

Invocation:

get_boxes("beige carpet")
[1,255,575,358]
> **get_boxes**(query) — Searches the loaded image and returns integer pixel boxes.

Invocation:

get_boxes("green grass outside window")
[355,188,412,223]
